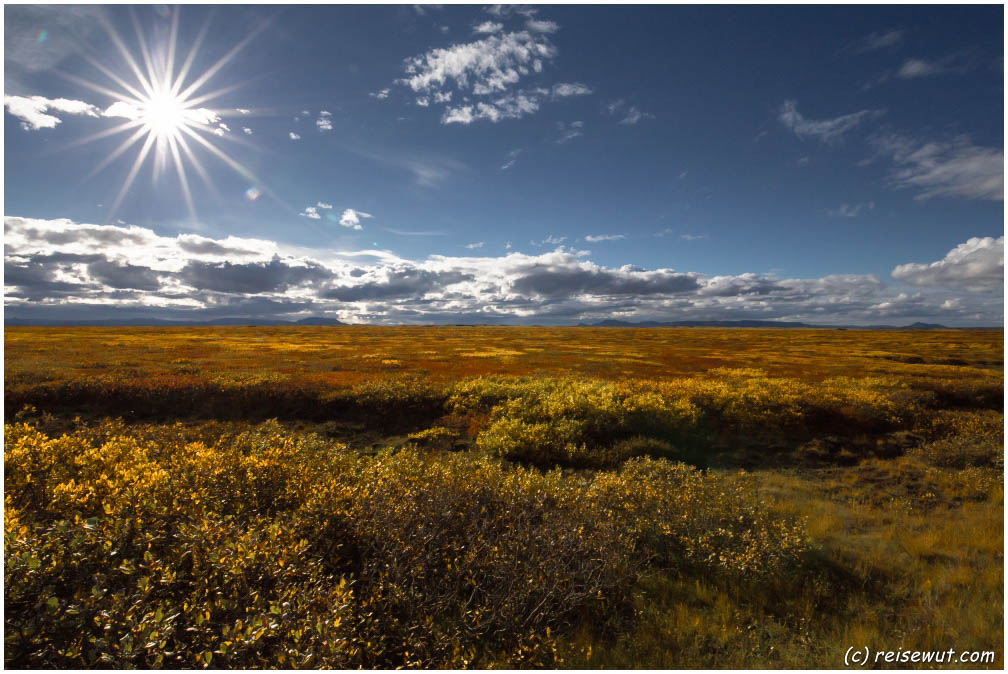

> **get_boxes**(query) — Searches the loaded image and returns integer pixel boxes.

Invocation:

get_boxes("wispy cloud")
[680,234,706,241]
[778,100,882,143]
[370,88,391,100]
[871,133,1003,201]
[826,202,874,217]
[585,234,626,242]
[606,98,653,125]
[4,94,100,130]
[846,28,905,54]
[242,127,253,135]
[465,241,485,249]
[556,120,583,143]
[896,58,951,79]
[338,208,373,230]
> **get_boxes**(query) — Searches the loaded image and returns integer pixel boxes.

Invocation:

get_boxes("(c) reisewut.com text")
[844,646,996,666]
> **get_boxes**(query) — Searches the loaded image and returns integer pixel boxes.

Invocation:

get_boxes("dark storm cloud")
[87,259,163,291]
[322,268,474,301]
[510,266,700,297]
[176,235,261,257]
[4,260,90,298]
[179,257,332,294]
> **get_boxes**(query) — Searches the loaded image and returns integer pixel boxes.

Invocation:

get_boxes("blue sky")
[4,3,1004,325]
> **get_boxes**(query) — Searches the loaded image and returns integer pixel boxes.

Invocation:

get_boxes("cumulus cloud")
[300,206,321,220]
[316,111,333,131]
[243,127,253,135]
[891,236,1003,291]
[778,100,882,143]
[871,133,1003,201]
[4,94,100,130]
[289,132,301,140]
[338,209,373,230]
[5,216,1002,326]
[370,88,391,99]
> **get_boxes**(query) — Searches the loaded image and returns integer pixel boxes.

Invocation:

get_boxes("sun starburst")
[61,7,270,221]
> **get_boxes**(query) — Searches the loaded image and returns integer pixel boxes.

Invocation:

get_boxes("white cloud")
[680,234,706,241]
[289,132,301,140]
[442,91,542,124]
[370,88,391,100]
[465,241,485,249]
[316,116,333,131]
[526,19,559,33]
[474,21,503,34]
[826,202,874,217]
[339,208,373,230]
[778,100,882,143]
[585,234,626,243]
[300,206,321,220]
[551,82,592,97]
[400,31,556,97]
[872,134,1003,201]
[317,202,333,209]
[4,94,99,130]
[243,127,253,135]
[892,236,1003,291]
[237,108,251,115]
[397,28,575,124]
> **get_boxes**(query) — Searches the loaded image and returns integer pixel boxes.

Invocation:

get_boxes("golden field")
[4,326,1004,668]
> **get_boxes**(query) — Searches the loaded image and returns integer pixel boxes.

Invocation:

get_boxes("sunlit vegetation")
[4,326,1003,668]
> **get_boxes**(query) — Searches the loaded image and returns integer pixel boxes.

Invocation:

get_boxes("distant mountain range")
[3,316,346,327]
[578,319,952,329]
[1,316,973,329]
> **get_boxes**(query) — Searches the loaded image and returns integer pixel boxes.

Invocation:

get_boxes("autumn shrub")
[5,419,815,668]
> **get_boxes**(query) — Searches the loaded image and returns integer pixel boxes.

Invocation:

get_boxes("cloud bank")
[5,216,1001,326]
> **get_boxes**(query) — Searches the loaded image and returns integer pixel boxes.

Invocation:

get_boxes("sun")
[62,6,271,220]
[142,87,188,141]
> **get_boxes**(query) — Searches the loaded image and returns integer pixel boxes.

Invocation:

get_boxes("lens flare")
[244,186,261,201]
